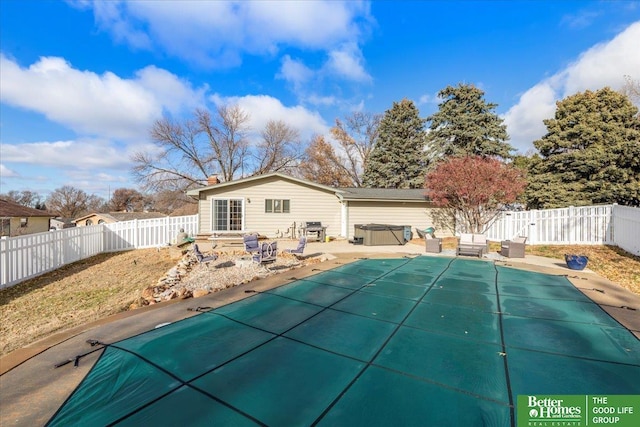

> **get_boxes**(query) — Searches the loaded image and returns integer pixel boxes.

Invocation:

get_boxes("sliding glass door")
[212,199,243,231]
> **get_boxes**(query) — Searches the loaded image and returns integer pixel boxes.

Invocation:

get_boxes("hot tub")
[354,224,409,246]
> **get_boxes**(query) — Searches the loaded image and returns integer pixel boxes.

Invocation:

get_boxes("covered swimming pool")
[47,257,640,426]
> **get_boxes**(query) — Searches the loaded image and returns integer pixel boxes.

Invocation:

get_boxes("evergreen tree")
[362,99,426,188]
[426,83,513,160]
[526,88,640,208]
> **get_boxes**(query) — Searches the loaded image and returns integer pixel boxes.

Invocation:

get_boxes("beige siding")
[75,214,114,227]
[346,202,452,238]
[197,193,210,233]
[8,217,51,236]
[197,176,342,238]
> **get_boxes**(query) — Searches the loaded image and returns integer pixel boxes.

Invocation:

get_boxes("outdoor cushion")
[243,234,260,253]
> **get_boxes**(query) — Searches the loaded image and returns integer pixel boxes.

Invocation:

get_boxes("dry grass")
[0,248,176,356]
[523,244,640,295]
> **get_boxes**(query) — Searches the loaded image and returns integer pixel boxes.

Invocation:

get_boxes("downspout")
[341,201,348,238]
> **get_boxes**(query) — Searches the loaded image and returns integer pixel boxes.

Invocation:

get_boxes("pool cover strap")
[46,257,640,427]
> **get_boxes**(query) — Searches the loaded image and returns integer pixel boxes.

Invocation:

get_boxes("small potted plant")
[565,254,589,270]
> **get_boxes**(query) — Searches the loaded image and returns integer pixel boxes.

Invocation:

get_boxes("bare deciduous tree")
[108,188,148,212]
[133,115,211,191]
[252,120,303,176]
[133,104,252,190]
[1,190,45,209]
[621,75,640,108]
[197,105,251,182]
[149,189,197,215]
[46,186,104,218]
[329,111,381,186]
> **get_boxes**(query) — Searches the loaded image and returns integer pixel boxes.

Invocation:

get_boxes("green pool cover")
[47,257,640,426]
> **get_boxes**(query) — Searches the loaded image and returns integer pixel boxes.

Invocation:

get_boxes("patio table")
[456,244,484,258]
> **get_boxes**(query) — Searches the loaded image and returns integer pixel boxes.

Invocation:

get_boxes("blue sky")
[1,0,639,199]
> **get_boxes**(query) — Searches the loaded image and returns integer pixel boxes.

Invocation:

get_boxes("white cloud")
[277,45,372,106]
[0,55,206,140]
[277,55,314,92]
[306,94,338,107]
[324,43,371,83]
[64,170,130,194]
[90,0,153,50]
[561,10,601,29]
[81,0,373,69]
[210,94,329,141]
[418,92,441,107]
[0,139,139,169]
[504,21,640,153]
[0,163,19,178]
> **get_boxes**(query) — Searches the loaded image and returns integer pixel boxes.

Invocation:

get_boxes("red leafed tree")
[425,156,526,234]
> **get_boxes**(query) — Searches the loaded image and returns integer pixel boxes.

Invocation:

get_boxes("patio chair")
[416,227,436,240]
[193,244,218,265]
[284,236,307,256]
[243,234,260,254]
[456,233,487,257]
[253,241,278,264]
[499,236,527,258]
[424,234,442,253]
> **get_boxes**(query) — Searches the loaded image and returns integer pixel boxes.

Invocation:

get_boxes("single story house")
[74,212,167,227]
[50,218,77,230]
[0,198,56,237]
[186,173,447,240]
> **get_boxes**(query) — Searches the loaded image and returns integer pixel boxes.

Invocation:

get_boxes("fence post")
[165,216,170,245]
[133,219,139,248]
[1,238,8,288]
[568,206,574,244]
[101,224,107,253]
[529,210,537,245]
[611,203,617,245]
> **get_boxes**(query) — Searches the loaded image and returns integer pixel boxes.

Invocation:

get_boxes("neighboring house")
[186,173,445,239]
[74,212,167,227]
[50,218,76,230]
[0,198,55,237]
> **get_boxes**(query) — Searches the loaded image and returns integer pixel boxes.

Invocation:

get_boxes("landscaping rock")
[135,248,321,305]
[193,289,210,298]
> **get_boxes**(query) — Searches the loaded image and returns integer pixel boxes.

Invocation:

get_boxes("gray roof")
[184,172,431,203]
[337,187,430,202]
[186,172,340,196]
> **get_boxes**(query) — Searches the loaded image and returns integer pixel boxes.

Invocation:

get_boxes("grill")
[303,221,327,242]
[305,222,323,232]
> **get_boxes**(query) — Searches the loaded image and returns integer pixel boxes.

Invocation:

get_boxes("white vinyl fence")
[485,204,640,256]
[104,215,199,251]
[612,205,640,257]
[1,215,198,289]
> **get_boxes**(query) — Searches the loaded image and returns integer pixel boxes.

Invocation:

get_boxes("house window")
[212,198,243,231]
[20,218,28,228]
[86,219,93,226]
[98,219,106,224]
[265,199,290,213]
